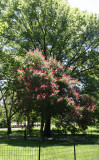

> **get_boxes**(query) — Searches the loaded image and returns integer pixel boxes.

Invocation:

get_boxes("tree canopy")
[15,50,95,136]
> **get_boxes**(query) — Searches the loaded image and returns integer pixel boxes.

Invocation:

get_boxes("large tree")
[0,17,15,134]
[0,51,18,134]
[15,50,95,136]
[1,0,99,94]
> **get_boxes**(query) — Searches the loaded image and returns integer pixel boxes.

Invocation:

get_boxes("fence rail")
[0,143,99,160]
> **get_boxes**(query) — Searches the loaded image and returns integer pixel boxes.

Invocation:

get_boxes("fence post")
[38,145,40,160]
[74,144,76,160]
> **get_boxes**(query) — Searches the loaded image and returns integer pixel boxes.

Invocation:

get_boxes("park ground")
[0,123,99,160]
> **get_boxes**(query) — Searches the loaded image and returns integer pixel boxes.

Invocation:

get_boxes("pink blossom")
[32,94,35,99]
[26,87,30,92]
[35,87,38,91]
[88,107,91,111]
[26,67,28,70]
[71,100,75,104]
[92,101,95,107]
[76,110,79,114]
[60,97,64,100]
[37,94,40,100]
[24,82,27,85]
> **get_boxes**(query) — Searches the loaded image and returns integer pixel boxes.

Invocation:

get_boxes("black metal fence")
[0,143,99,160]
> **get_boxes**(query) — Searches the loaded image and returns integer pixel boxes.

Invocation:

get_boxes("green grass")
[0,123,99,139]
[0,127,41,137]
[0,124,98,159]
[86,123,99,135]
[0,139,99,160]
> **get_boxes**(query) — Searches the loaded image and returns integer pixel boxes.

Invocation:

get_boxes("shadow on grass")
[51,129,99,139]
[0,128,99,140]
[0,128,40,137]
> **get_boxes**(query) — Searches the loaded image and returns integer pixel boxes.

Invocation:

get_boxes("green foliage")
[0,106,7,128]
[0,21,8,35]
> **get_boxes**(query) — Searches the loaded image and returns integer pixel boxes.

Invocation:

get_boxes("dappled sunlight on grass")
[0,123,99,139]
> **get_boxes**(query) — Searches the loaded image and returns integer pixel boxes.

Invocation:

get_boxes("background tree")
[1,0,99,63]
[0,105,7,128]
[0,78,17,134]
[0,49,20,134]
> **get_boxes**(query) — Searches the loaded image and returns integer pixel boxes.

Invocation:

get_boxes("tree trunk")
[7,118,12,135]
[44,34,47,59]
[27,116,33,135]
[40,114,44,137]
[44,115,51,137]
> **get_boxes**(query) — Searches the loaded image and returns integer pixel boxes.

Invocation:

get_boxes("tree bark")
[44,115,51,137]
[7,118,12,135]
[40,114,44,137]
[44,34,47,59]
[1,90,12,135]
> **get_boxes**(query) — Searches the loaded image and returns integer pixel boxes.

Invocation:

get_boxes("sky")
[68,0,99,14]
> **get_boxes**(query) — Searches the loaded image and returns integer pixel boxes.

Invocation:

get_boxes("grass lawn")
[0,139,99,160]
[0,127,40,137]
[0,123,99,138]
[0,123,99,159]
